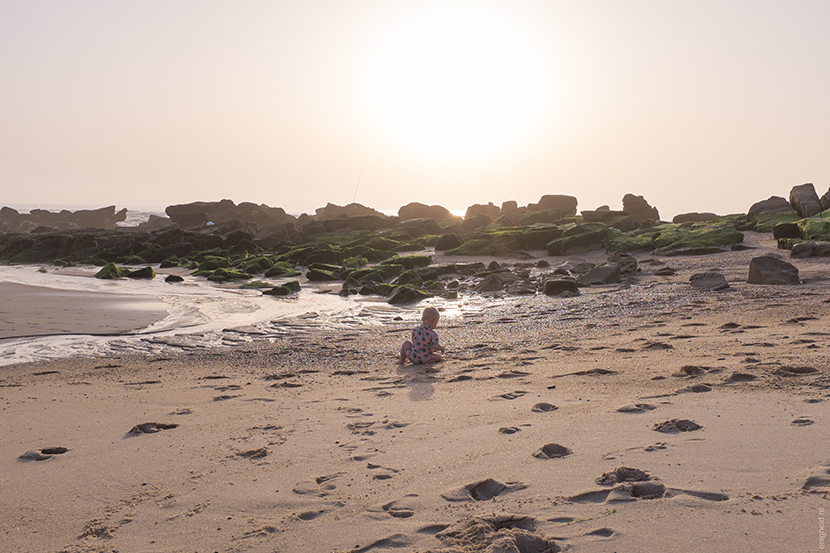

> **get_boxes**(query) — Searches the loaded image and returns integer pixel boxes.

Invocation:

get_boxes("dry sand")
[1,233,830,552]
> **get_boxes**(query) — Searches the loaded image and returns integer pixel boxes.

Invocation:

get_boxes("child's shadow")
[396,362,440,401]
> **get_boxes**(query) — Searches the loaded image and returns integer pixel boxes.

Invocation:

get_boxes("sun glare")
[366,14,547,163]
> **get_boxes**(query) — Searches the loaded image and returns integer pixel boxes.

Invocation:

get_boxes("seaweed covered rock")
[263,280,301,296]
[264,261,300,277]
[651,222,743,255]
[235,256,272,274]
[581,210,637,231]
[194,267,252,282]
[381,254,432,270]
[747,196,797,220]
[387,285,432,304]
[435,233,464,251]
[518,225,563,250]
[125,266,155,279]
[545,224,607,256]
[529,194,577,216]
[94,262,125,279]
[165,274,184,283]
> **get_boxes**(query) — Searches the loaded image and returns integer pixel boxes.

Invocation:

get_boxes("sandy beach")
[1,233,829,552]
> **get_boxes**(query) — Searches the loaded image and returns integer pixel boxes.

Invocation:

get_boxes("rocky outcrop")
[166,199,296,228]
[465,202,500,220]
[747,196,796,219]
[622,194,660,223]
[747,256,800,285]
[789,183,823,218]
[313,202,385,221]
[0,205,127,233]
[528,195,577,217]
[398,202,459,222]
[821,188,830,211]
[673,212,719,223]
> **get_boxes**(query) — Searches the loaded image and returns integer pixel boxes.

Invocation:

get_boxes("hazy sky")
[2,1,830,218]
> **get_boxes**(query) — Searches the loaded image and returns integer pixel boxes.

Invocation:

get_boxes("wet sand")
[0,282,169,340]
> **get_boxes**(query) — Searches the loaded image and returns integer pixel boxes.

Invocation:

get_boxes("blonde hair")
[422,306,440,324]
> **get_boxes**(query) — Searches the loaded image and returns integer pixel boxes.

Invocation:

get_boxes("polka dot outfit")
[404,323,442,364]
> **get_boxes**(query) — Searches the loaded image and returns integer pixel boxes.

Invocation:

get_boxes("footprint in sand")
[499,426,521,434]
[791,417,814,426]
[435,515,558,552]
[18,446,69,461]
[292,473,345,497]
[491,390,529,401]
[531,402,558,412]
[803,466,830,490]
[441,479,528,502]
[128,422,178,434]
[676,384,712,394]
[533,443,571,459]
[236,447,269,459]
[652,419,702,433]
[617,403,657,413]
[595,467,651,486]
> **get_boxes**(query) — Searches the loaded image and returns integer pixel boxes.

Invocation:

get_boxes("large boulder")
[237,202,296,226]
[622,194,660,223]
[465,202,501,220]
[581,210,637,232]
[396,217,443,236]
[673,212,719,224]
[398,202,458,222]
[821,188,830,211]
[313,202,385,221]
[528,195,577,217]
[747,196,797,219]
[747,256,800,285]
[435,234,464,251]
[789,183,823,218]
[253,223,303,250]
[543,277,580,296]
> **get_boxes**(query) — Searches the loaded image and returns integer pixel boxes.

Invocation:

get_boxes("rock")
[577,264,621,285]
[790,242,816,258]
[653,266,676,276]
[506,280,536,295]
[501,200,519,213]
[652,223,743,254]
[581,210,637,231]
[95,262,124,279]
[165,275,184,283]
[789,183,823,218]
[622,194,660,223]
[398,202,458,222]
[465,202,501,220]
[519,209,563,225]
[821,188,830,211]
[546,224,606,256]
[543,278,580,296]
[382,255,432,270]
[529,195,577,216]
[396,217,443,236]
[689,272,729,291]
[486,214,516,229]
[672,212,720,223]
[474,273,505,292]
[314,202,385,221]
[747,196,797,219]
[747,256,800,285]
[816,243,830,257]
[435,234,464,251]
[387,285,432,304]
[772,222,802,239]
[608,252,638,275]
[253,223,303,250]
[125,266,156,279]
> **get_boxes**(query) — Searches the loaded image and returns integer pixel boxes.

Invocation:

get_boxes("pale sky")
[2,1,829,219]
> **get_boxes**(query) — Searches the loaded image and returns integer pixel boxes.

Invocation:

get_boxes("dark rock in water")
[263,280,301,296]
[95,262,124,279]
[435,233,464,251]
[789,183,823,218]
[529,194,577,217]
[543,278,579,296]
[747,256,800,285]
[747,196,797,219]
[387,285,432,304]
[689,272,729,291]
[398,202,458,222]
[306,268,341,281]
[126,266,155,279]
[577,264,621,286]
[672,212,720,223]
[165,274,184,283]
[465,202,500,220]
[622,194,660,223]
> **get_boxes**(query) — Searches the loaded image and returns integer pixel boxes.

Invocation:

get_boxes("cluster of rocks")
[0,205,127,234]
[0,183,827,303]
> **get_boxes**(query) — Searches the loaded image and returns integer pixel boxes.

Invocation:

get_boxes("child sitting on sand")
[399,306,445,364]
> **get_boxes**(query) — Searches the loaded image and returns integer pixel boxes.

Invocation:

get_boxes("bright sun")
[366,13,546,163]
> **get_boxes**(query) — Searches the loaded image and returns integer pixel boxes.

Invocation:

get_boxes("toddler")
[399,306,445,364]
